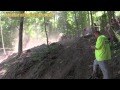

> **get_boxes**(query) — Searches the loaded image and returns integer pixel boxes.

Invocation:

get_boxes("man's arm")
[91,37,104,50]
[91,45,99,50]
[96,37,104,50]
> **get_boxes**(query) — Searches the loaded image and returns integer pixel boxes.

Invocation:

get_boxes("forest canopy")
[0,11,120,53]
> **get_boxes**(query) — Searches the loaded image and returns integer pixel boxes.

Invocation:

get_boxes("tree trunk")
[107,11,117,42]
[18,11,25,56]
[81,11,83,31]
[88,11,90,28]
[74,11,79,37]
[107,11,113,24]
[62,17,65,32]
[90,11,94,32]
[66,22,69,36]
[79,11,84,36]
[64,12,69,36]
[112,11,115,20]
[104,11,106,15]
[107,11,111,25]
[54,11,56,32]
[44,14,49,48]
[100,12,108,36]
[0,17,6,55]
[62,11,66,33]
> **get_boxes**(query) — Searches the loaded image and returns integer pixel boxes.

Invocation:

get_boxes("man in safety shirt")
[91,31,112,79]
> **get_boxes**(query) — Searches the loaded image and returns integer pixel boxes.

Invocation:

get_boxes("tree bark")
[90,11,94,32]
[65,13,69,36]
[54,11,56,32]
[18,11,25,56]
[104,11,106,15]
[44,13,49,48]
[112,11,115,20]
[62,11,67,33]
[107,11,113,24]
[107,11,117,42]
[74,11,79,37]
[0,17,6,55]
[88,11,90,28]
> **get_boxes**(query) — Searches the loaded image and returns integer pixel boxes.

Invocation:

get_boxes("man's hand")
[91,45,98,50]
[91,45,95,49]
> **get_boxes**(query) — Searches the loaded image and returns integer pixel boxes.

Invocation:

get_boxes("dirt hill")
[0,35,120,79]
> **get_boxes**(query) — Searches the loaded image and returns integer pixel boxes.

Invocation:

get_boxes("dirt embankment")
[0,35,120,79]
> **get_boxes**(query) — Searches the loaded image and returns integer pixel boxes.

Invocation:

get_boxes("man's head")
[93,31,101,38]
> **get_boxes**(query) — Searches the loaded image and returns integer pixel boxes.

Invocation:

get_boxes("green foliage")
[1,11,120,49]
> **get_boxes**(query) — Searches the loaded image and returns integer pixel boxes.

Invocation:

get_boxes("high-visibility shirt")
[95,35,111,61]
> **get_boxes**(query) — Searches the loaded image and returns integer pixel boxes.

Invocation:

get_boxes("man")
[91,31,112,79]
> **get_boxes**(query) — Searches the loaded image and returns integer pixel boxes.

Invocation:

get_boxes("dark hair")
[94,31,101,34]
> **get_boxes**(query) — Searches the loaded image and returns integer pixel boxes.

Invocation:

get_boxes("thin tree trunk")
[112,11,115,20]
[65,23,68,36]
[88,11,90,28]
[62,17,65,32]
[56,12,58,31]
[65,19,69,36]
[107,11,117,42]
[54,11,56,32]
[44,15,49,48]
[64,12,69,36]
[107,11,112,25]
[104,11,106,15]
[78,11,82,36]
[18,11,24,56]
[0,17,6,55]
[79,11,84,36]
[62,12,66,34]
[90,11,94,32]
[81,11,83,31]
[74,11,79,37]
[107,11,110,24]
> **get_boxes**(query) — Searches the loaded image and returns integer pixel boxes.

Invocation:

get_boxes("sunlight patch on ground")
[0,59,5,63]
[0,51,15,64]
[0,69,7,78]
[0,56,8,63]
[0,69,6,75]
